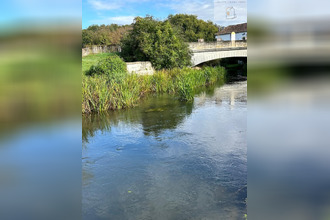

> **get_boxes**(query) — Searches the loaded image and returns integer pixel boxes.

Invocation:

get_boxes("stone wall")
[188,40,247,51]
[126,61,154,75]
[82,45,121,57]
[235,40,248,47]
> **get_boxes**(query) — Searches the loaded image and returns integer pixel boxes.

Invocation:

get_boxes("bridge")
[188,40,247,66]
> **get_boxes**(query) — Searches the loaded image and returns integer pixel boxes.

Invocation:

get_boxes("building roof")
[216,23,247,35]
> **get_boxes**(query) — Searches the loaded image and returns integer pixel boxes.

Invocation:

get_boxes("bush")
[121,16,192,70]
[86,54,127,83]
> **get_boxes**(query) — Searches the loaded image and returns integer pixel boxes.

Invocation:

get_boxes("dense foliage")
[167,14,219,42]
[82,54,226,113]
[82,24,132,47]
[86,54,127,83]
[120,16,192,70]
[82,14,220,48]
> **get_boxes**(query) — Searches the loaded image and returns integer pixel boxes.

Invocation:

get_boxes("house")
[215,23,247,41]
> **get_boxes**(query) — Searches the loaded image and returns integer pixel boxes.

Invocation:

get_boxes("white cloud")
[88,0,121,10]
[159,0,246,26]
[109,16,136,24]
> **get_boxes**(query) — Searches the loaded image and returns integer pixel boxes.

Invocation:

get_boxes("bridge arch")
[191,49,247,66]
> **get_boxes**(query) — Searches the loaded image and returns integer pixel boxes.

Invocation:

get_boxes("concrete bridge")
[188,40,247,66]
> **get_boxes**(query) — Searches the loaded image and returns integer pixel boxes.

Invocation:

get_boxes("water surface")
[83,81,247,220]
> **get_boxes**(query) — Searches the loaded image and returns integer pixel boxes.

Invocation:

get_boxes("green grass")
[82,54,226,114]
[82,53,117,73]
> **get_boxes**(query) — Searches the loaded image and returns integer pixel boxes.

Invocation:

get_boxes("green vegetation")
[167,14,219,42]
[86,54,127,83]
[82,53,111,72]
[81,15,231,114]
[82,14,220,49]
[121,16,192,70]
[83,14,221,70]
[82,24,132,47]
[82,54,225,114]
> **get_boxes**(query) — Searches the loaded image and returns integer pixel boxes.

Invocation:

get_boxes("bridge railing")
[188,40,247,51]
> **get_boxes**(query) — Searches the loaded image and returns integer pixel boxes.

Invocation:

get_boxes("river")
[82,80,247,220]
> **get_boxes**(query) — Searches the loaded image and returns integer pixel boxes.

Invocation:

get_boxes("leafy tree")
[121,16,191,70]
[82,24,132,47]
[82,14,219,47]
[108,26,132,45]
[86,24,100,32]
[82,29,93,47]
[167,14,218,42]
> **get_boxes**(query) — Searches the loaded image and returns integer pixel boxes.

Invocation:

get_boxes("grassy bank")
[82,54,225,114]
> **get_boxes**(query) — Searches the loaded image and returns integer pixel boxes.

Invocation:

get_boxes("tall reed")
[82,65,225,114]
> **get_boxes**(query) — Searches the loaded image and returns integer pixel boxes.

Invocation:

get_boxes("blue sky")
[2,0,328,29]
[0,0,249,29]
[82,0,247,29]
[0,0,81,23]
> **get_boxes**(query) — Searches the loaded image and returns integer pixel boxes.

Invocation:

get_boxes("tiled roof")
[217,23,247,35]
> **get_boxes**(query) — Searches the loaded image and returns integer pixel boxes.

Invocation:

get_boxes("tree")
[108,25,132,45]
[121,16,191,70]
[82,29,93,47]
[167,14,218,42]
[82,24,132,47]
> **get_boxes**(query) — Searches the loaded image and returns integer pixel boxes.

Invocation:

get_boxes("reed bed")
[82,55,225,114]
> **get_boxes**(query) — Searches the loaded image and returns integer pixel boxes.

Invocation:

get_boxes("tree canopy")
[120,16,192,70]
[82,14,221,48]
[82,24,132,47]
[167,14,219,42]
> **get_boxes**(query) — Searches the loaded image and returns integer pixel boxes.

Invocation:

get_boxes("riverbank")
[82,53,226,114]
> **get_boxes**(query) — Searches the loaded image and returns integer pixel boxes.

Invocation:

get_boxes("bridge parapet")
[188,40,247,52]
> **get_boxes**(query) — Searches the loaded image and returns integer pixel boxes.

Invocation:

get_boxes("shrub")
[86,54,127,83]
[121,16,192,70]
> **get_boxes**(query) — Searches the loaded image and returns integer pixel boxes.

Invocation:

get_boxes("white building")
[215,23,247,41]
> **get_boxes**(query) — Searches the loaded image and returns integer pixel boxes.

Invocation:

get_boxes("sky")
[1,0,329,29]
[82,0,247,29]
[0,0,248,29]
[0,0,81,23]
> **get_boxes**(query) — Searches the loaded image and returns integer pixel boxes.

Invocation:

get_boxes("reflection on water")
[83,81,247,220]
